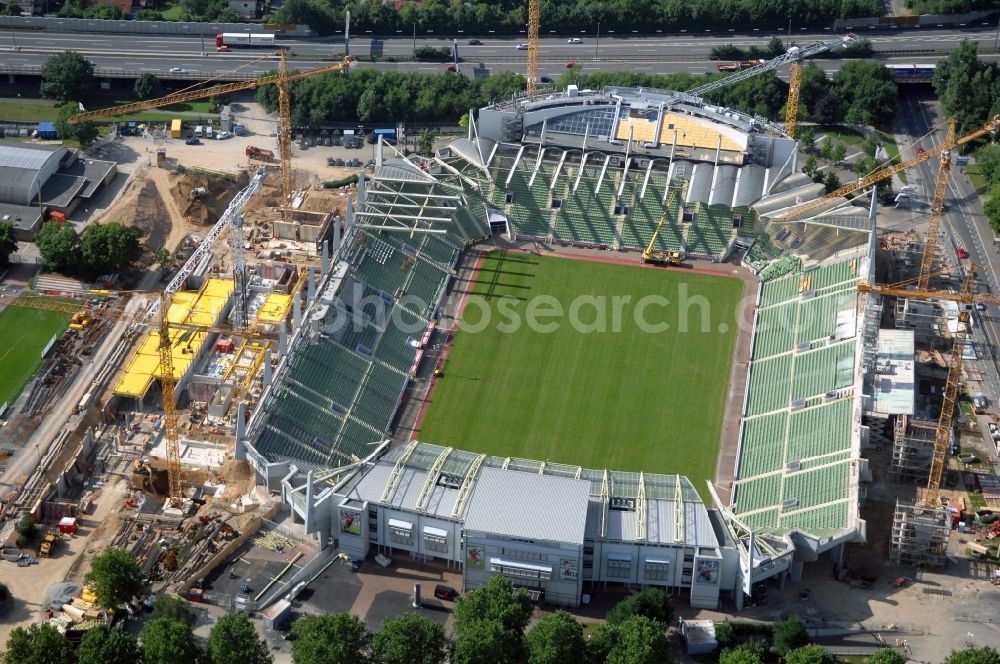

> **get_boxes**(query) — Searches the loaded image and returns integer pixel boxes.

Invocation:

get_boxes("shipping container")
[170,119,183,139]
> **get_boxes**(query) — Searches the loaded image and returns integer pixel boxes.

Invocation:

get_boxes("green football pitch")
[0,300,71,409]
[417,251,744,494]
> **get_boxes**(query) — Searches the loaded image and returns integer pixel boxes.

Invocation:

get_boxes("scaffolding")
[889,498,950,569]
[890,415,940,481]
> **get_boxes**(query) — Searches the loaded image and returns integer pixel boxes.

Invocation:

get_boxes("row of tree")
[256,68,526,128]
[708,37,873,62]
[272,0,882,38]
[34,221,141,276]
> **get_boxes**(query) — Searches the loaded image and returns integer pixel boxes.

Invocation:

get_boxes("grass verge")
[0,297,72,408]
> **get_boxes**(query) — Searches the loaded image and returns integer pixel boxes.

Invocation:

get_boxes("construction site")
[0,18,998,658]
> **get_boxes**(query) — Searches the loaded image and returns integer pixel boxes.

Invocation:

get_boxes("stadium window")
[644,561,670,581]
[424,534,448,553]
[390,527,412,545]
[732,214,742,228]
[682,208,694,222]
[607,560,631,579]
[623,205,631,215]
[614,205,623,215]
[552,198,562,209]
[506,191,513,204]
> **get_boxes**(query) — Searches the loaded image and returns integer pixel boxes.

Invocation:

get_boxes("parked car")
[958,453,978,464]
[434,585,459,601]
[215,131,231,140]
[516,43,529,50]
[185,138,200,145]
[567,37,583,43]
[467,39,482,45]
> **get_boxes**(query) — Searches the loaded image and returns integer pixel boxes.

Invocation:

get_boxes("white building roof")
[463,466,590,544]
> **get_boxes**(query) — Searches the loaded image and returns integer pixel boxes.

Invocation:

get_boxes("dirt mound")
[170,171,251,226]
[106,178,171,252]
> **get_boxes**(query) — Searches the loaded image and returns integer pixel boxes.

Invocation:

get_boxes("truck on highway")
[246,145,274,161]
[216,33,276,51]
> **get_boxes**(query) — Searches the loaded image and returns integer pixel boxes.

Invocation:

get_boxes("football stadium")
[242,84,875,610]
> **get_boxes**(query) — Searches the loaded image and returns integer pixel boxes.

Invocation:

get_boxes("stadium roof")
[0,142,66,206]
[464,467,591,543]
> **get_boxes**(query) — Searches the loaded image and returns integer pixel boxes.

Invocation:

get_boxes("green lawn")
[0,298,72,408]
[966,164,990,196]
[0,96,219,124]
[417,251,743,497]
[814,124,866,145]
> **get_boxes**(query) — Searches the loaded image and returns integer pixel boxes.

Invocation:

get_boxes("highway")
[0,26,998,80]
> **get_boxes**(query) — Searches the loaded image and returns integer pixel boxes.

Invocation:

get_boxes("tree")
[84,548,145,610]
[40,51,94,102]
[585,622,620,664]
[3,623,74,664]
[76,625,143,664]
[141,618,202,664]
[208,612,271,664]
[148,593,197,628]
[55,102,99,148]
[155,248,174,277]
[766,36,785,58]
[985,185,1000,233]
[868,648,909,664]
[933,39,999,128]
[80,222,141,274]
[418,129,436,156]
[372,614,447,664]
[524,610,585,664]
[799,126,816,152]
[15,515,36,542]
[819,139,834,160]
[976,144,1000,185]
[35,221,80,273]
[719,645,763,664]
[453,576,533,636]
[5,1,21,15]
[802,155,819,179]
[943,647,1000,664]
[771,616,810,657]
[605,616,668,664]
[452,618,525,664]
[823,171,842,194]
[605,588,673,626]
[833,61,899,127]
[134,72,161,100]
[291,613,371,664]
[785,644,836,664]
[831,142,847,165]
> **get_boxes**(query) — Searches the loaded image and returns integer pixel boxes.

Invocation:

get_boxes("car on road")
[169,67,185,73]
[976,303,987,312]
[434,584,459,601]
[516,43,529,50]
[467,39,482,45]
[185,138,200,145]
[916,145,926,156]
[445,64,457,72]
[215,131,231,139]
[566,60,575,68]
[567,37,583,44]
[540,75,553,83]
[957,247,969,259]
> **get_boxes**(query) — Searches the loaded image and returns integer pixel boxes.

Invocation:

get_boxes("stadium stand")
[732,255,863,542]
[252,159,490,471]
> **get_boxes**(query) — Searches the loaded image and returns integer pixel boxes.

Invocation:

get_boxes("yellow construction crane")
[917,119,957,290]
[0,291,276,507]
[784,62,803,139]
[780,114,1000,222]
[68,56,355,222]
[641,190,684,266]
[858,266,1000,507]
[526,0,539,94]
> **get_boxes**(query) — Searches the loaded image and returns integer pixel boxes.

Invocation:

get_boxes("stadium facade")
[241,86,877,610]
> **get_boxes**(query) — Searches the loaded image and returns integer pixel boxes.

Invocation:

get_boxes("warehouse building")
[0,141,117,239]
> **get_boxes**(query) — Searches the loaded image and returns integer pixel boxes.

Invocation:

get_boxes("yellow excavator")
[642,190,685,267]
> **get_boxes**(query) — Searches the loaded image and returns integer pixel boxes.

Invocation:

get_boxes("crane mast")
[156,293,183,507]
[917,119,956,290]
[526,0,539,93]
[784,62,803,139]
[278,50,294,223]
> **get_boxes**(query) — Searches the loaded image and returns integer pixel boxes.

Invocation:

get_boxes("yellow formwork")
[113,280,232,398]
[256,293,292,325]
[615,113,746,153]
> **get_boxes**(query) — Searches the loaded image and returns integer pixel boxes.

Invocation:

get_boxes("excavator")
[641,190,686,267]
